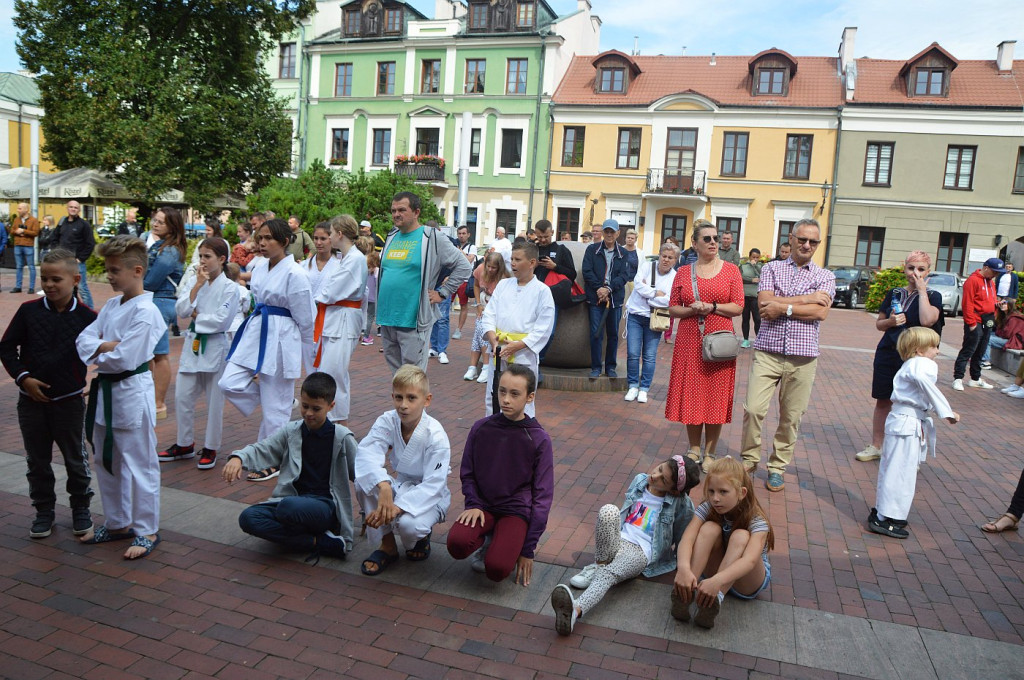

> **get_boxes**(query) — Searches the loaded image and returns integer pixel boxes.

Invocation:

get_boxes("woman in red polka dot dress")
[665,220,744,472]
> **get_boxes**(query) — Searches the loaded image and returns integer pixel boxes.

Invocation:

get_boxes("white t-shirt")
[619,489,664,562]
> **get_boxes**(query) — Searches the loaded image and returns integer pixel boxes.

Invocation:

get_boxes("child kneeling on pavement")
[225,372,357,561]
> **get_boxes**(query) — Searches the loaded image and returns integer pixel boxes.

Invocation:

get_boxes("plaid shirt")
[753,258,836,358]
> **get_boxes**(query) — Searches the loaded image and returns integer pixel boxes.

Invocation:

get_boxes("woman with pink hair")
[855,251,944,462]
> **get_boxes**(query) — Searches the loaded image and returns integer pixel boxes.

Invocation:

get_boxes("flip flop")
[125,533,161,560]
[981,513,1020,533]
[82,525,135,544]
[406,532,432,562]
[360,549,399,576]
[247,466,280,482]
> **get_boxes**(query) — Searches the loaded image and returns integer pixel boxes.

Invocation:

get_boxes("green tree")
[14,0,314,207]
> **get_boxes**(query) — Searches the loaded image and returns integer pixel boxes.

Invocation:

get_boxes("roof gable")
[898,43,959,77]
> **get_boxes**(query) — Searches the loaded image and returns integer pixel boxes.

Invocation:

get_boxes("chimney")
[633,35,639,56]
[840,27,857,74]
[710,52,716,66]
[577,0,592,11]
[997,40,1016,73]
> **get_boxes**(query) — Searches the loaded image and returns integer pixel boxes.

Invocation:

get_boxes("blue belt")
[226,303,292,376]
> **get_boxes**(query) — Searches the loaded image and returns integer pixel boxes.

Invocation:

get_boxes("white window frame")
[323,117,355,171]
[493,117,530,178]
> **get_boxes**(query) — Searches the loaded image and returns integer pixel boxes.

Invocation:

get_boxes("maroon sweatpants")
[446,511,528,582]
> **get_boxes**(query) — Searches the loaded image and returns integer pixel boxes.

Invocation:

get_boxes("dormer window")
[913,67,946,96]
[900,43,957,98]
[469,2,488,30]
[516,2,535,28]
[748,49,796,97]
[590,51,641,95]
[344,9,360,36]
[598,67,625,93]
[756,68,785,95]
[385,8,402,34]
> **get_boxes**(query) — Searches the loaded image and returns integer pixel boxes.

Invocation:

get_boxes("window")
[465,59,486,94]
[716,217,741,242]
[496,209,517,233]
[377,62,396,95]
[557,208,580,236]
[777,221,795,255]
[1014,147,1024,193]
[937,232,967,275]
[561,126,585,167]
[278,43,296,79]
[415,128,440,156]
[914,68,946,96]
[864,142,894,186]
[784,134,813,180]
[385,8,402,33]
[616,128,641,169]
[468,128,481,166]
[598,67,625,93]
[331,129,349,165]
[516,1,535,27]
[507,59,528,94]
[661,215,687,244]
[756,68,785,95]
[665,128,697,190]
[421,60,441,94]
[344,10,360,35]
[855,226,885,267]
[944,146,975,190]
[721,132,748,176]
[469,2,488,29]
[334,63,353,97]
[454,206,478,234]
[372,129,391,165]
[500,129,523,169]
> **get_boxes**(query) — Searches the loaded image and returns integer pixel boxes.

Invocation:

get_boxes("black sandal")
[406,532,432,561]
[82,526,135,544]
[361,549,399,576]
[247,466,280,482]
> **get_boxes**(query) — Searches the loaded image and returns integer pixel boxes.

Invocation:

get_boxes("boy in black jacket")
[0,249,98,538]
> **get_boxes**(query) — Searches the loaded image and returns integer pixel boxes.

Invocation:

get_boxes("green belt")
[188,320,208,355]
[85,362,151,474]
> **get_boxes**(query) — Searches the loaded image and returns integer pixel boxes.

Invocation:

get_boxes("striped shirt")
[695,501,770,560]
[753,258,835,358]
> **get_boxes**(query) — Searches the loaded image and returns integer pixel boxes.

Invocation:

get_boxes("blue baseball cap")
[601,219,619,234]
[983,257,1007,274]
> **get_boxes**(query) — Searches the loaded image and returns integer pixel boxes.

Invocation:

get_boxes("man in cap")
[582,219,630,379]
[360,220,385,251]
[952,257,1006,391]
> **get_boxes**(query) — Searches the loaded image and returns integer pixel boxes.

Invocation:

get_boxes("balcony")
[394,155,446,182]
[645,169,706,195]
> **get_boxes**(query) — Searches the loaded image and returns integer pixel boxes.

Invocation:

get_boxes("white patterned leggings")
[577,504,650,615]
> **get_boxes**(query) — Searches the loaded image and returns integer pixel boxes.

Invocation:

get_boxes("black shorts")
[871,347,904,400]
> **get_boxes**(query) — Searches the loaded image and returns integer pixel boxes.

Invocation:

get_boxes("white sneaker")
[470,536,490,573]
[1010,388,1024,399]
[637,391,648,403]
[1000,384,1020,394]
[569,564,599,589]
[624,387,638,402]
[855,445,881,462]
[452,328,462,339]
[551,584,578,636]
[952,379,964,391]
[463,366,479,381]
[965,378,994,389]
[476,366,491,383]
[438,352,450,364]
[429,349,438,357]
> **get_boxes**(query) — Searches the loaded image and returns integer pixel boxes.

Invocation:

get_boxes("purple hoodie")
[460,413,554,559]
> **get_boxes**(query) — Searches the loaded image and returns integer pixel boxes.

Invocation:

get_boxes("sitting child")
[671,457,774,629]
[550,456,700,636]
[447,364,554,585]
[224,372,357,560]
[355,364,451,576]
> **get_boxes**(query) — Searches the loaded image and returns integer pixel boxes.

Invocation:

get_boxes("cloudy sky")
[1,0,1019,72]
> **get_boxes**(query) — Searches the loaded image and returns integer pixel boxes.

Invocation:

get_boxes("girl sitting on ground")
[671,457,774,629]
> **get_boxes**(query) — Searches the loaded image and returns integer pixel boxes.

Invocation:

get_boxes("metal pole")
[458,111,471,240]
[30,120,40,217]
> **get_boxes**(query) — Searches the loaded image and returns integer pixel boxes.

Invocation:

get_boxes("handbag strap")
[690,264,707,338]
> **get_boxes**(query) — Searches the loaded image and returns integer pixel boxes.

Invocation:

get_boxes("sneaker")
[637,391,648,404]
[624,387,639,402]
[589,370,600,379]
[670,588,691,622]
[452,328,462,339]
[438,352,450,365]
[965,378,994,389]
[855,445,881,462]
[158,443,195,462]
[470,537,490,573]
[952,379,964,391]
[741,339,751,348]
[867,508,909,539]
[606,369,618,378]
[1000,384,1022,394]
[477,366,491,383]
[30,511,55,539]
[429,349,438,357]
[551,584,578,636]
[570,564,599,589]
[463,366,479,381]
[9,288,22,293]
[170,323,181,337]
[72,508,93,536]
[360,336,373,346]
[693,592,724,629]
[765,473,785,492]
[197,449,217,470]
[980,361,992,370]
[1010,388,1024,399]
[318,531,348,558]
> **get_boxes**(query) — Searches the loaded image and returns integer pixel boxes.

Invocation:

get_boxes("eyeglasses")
[701,235,719,244]
[793,236,821,247]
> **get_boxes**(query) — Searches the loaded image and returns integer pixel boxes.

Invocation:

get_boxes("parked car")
[185,223,206,238]
[828,265,875,308]
[96,225,115,237]
[925,271,962,316]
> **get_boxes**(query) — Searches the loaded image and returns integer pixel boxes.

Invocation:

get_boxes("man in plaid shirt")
[740,219,836,492]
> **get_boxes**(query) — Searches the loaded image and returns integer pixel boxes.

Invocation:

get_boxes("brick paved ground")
[0,280,1021,678]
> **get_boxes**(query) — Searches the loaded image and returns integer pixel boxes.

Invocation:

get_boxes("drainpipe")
[541,106,555,220]
[297,22,310,172]
[526,33,548,226]
[823,105,842,266]
[17,103,24,166]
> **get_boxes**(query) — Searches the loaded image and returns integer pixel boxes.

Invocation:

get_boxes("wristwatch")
[786,304,793,317]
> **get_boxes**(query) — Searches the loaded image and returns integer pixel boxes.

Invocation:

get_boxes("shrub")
[865,266,906,313]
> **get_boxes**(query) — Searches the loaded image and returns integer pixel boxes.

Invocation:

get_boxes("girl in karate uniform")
[159,239,239,470]
[218,219,315,481]
[302,222,340,374]
[313,215,367,425]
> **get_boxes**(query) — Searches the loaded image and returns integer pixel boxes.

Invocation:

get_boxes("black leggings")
[742,295,761,340]
[1007,469,1024,519]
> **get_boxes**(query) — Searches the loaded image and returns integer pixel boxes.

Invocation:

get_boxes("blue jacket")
[1001,271,1019,302]
[582,241,631,307]
[143,240,185,299]
[620,473,695,577]
[0,223,7,253]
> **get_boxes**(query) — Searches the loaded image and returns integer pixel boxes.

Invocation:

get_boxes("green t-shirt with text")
[377,227,424,328]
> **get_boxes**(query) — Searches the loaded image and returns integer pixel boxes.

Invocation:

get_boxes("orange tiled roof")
[850,58,1024,107]
[552,54,842,108]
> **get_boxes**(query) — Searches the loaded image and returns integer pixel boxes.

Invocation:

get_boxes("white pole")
[30,120,40,217]
[458,111,471,242]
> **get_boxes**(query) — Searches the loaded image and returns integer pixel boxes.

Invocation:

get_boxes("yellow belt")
[495,330,528,364]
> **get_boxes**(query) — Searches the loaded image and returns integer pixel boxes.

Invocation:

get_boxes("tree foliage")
[14,0,315,207]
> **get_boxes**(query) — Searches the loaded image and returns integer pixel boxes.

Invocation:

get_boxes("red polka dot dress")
[664,262,745,425]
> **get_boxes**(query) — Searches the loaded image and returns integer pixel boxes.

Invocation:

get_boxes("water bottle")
[892,296,904,325]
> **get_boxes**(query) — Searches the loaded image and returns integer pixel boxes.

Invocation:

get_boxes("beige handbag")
[647,261,671,332]
[691,264,739,362]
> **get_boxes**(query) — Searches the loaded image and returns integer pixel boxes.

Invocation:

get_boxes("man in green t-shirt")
[377,192,472,372]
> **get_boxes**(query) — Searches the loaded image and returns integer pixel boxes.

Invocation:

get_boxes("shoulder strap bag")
[691,263,739,362]
[648,260,671,332]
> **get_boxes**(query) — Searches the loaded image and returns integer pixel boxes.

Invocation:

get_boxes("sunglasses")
[700,235,719,244]
[793,236,821,247]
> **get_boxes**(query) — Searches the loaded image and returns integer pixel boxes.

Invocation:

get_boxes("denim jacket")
[144,240,184,299]
[620,473,695,577]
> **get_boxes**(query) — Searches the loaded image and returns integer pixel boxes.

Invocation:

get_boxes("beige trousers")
[740,350,818,475]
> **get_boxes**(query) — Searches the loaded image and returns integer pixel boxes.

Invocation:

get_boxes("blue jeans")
[626,312,662,390]
[77,262,93,308]
[239,496,335,552]
[983,334,1008,362]
[430,295,451,354]
[14,245,35,290]
[589,303,622,372]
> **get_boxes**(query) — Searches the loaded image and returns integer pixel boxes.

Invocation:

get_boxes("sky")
[1,0,1020,73]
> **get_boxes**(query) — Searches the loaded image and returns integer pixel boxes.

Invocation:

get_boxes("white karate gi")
[875,356,955,522]
[312,248,367,422]
[479,277,555,418]
[301,255,341,374]
[228,283,253,337]
[76,292,166,536]
[218,255,315,440]
[174,273,239,451]
[354,410,452,548]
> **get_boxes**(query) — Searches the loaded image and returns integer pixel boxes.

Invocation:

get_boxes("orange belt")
[314,299,362,367]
